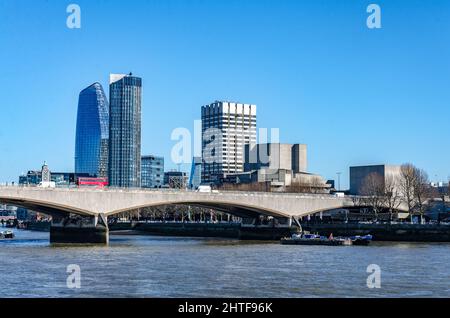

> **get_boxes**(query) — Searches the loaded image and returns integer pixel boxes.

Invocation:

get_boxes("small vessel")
[281,232,373,246]
[350,235,373,246]
[281,233,353,246]
[0,230,15,239]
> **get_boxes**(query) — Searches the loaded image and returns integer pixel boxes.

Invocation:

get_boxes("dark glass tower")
[75,83,109,178]
[108,74,142,188]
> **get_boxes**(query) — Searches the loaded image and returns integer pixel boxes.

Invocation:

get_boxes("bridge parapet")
[0,186,357,218]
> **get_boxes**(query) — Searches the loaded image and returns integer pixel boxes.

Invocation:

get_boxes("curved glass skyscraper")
[75,83,109,178]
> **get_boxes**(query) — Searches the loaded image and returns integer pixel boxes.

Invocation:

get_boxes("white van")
[38,181,56,188]
[197,185,212,193]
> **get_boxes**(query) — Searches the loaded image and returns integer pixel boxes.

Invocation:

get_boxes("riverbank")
[19,220,450,242]
[304,223,450,242]
[110,222,296,240]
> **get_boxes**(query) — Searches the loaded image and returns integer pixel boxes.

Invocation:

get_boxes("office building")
[141,155,164,188]
[164,171,188,189]
[201,101,256,184]
[75,82,109,178]
[188,157,202,189]
[19,170,90,186]
[108,73,142,188]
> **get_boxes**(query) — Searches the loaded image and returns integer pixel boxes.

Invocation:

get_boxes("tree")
[383,174,402,222]
[351,194,365,208]
[310,176,326,194]
[289,176,327,194]
[413,168,430,224]
[399,163,432,223]
[360,172,385,221]
[399,163,417,222]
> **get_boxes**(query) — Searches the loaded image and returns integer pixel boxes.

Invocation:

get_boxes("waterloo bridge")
[0,186,406,244]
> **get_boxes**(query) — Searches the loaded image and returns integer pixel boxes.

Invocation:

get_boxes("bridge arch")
[0,196,96,217]
[297,205,409,217]
[105,200,292,219]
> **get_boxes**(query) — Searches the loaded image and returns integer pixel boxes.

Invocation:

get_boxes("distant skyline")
[0,0,449,189]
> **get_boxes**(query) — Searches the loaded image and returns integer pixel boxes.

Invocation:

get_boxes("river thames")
[1,229,449,298]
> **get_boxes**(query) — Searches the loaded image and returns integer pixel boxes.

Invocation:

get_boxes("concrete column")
[50,214,109,244]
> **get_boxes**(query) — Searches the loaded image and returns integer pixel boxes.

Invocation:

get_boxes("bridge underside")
[108,201,292,220]
[1,198,302,244]
[0,199,107,244]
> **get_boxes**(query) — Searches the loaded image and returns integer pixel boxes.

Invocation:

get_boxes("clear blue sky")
[0,0,449,188]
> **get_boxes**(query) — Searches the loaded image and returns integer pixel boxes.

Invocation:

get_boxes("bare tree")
[360,172,385,221]
[310,176,326,194]
[351,193,365,209]
[399,163,432,223]
[219,182,271,192]
[399,163,417,222]
[413,168,430,224]
[288,177,327,194]
[288,181,311,193]
[384,175,402,222]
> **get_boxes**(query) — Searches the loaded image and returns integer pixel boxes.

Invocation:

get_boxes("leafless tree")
[288,181,311,193]
[350,194,365,208]
[383,175,402,222]
[399,163,417,221]
[310,176,326,194]
[219,182,271,192]
[399,163,432,223]
[360,172,385,220]
[413,168,430,224]
[288,177,326,194]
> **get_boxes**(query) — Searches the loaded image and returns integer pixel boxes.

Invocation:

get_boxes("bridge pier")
[50,214,109,244]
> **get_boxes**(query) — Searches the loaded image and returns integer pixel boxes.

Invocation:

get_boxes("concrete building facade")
[201,101,257,184]
[223,143,328,191]
[349,164,402,195]
[244,143,307,173]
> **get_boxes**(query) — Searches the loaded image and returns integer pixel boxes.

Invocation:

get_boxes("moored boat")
[350,234,373,246]
[281,233,353,246]
[0,230,15,239]
[281,233,373,246]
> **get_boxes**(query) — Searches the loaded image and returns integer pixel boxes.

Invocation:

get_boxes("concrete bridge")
[0,186,401,243]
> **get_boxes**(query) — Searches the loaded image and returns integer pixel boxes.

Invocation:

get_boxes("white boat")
[281,232,373,246]
[281,233,352,246]
[0,230,15,239]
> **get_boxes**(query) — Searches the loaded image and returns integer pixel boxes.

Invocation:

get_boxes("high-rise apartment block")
[141,155,164,188]
[201,101,256,183]
[108,74,142,188]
